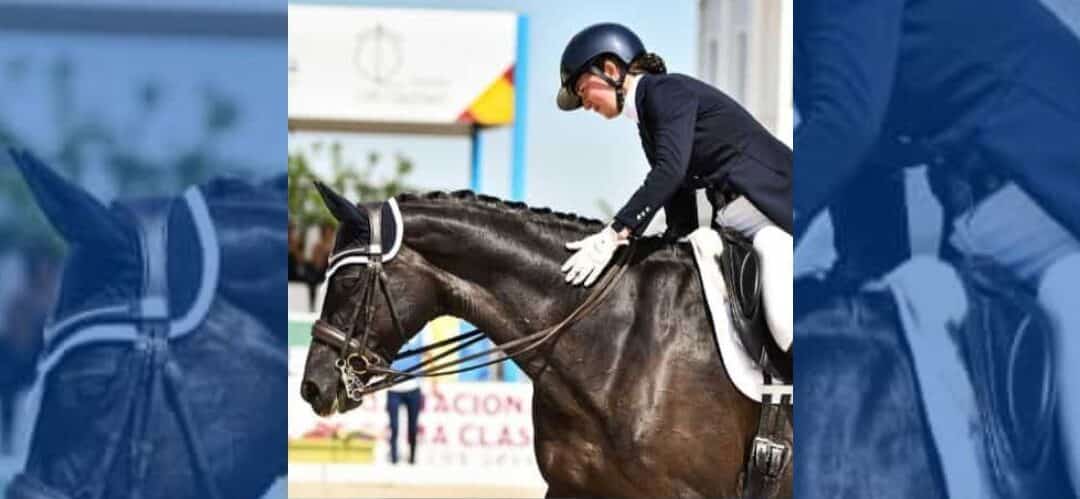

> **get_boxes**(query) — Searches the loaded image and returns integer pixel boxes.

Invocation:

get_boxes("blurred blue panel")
[0,3,285,498]
[795,1,1080,497]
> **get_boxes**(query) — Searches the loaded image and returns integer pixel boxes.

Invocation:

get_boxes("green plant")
[0,54,250,256]
[287,141,414,231]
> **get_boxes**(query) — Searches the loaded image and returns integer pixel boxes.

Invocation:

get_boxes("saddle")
[952,256,1064,498]
[715,227,792,381]
[703,228,792,499]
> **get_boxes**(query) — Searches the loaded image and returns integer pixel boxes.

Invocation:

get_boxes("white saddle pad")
[685,228,790,403]
[876,256,991,499]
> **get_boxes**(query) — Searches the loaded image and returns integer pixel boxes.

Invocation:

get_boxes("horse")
[794,258,1075,498]
[4,149,286,499]
[299,185,793,498]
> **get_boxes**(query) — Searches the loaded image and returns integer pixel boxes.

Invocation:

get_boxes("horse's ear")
[8,148,133,252]
[313,181,365,225]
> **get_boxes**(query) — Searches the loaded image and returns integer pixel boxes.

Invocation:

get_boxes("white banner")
[289,346,541,474]
[288,5,517,125]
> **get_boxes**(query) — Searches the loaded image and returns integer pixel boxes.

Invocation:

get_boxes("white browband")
[324,197,403,280]
[37,186,220,375]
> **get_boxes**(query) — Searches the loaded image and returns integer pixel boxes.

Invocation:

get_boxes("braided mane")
[395,190,607,232]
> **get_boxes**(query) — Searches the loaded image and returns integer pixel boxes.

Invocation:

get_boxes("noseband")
[311,200,636,402]
[310,203,414,401]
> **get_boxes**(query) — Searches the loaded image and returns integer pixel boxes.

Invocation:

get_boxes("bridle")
[8,188,224,499]
[310,201,636,402]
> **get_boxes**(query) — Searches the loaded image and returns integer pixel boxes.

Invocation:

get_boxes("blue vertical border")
[464,127,488,381]
[469,124,483,192]
[511,14,529,202]
[502,14,530,382]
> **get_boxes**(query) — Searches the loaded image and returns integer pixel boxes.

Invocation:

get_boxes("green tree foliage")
[288,141,414,231]
[0,54,250,257]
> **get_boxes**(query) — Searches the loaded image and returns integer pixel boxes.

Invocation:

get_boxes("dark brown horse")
[300,186,793,498]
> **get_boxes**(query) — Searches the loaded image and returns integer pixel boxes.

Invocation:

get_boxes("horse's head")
[300,182,442,416]
[6,149,285,499]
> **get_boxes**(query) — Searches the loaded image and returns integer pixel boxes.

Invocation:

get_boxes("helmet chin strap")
[589,65,627,113]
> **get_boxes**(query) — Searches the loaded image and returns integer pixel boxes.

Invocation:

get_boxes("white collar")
[621,74,641,123]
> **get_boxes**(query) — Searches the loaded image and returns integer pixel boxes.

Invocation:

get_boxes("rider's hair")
[628,52,667,75]
[594,52,668,78]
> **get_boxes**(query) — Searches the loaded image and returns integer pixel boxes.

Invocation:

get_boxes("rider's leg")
[715,196,793,352]
[754,225,793,352]
[1039,252,1080,494]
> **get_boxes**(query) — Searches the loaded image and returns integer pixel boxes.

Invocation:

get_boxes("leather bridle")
[7,189,225,499]
[311,206,636,402]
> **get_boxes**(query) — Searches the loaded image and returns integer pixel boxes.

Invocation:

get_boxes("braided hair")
[629,52,667,75]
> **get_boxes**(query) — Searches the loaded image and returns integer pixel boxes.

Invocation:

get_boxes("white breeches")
[715,197,793,352]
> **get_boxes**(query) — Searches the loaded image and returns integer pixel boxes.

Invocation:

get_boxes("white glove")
[561,226,628,287]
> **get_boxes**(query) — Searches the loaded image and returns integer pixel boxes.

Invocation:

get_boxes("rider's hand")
[561,225,628,287]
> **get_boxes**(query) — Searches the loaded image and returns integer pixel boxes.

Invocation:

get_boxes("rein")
[312,235,637,401]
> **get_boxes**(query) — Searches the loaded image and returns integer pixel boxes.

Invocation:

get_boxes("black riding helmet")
[557,23,645,112]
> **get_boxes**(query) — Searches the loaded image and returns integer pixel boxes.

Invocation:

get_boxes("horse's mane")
[394,190,693,266]
[200,174,286,205]
[395,190,606,233]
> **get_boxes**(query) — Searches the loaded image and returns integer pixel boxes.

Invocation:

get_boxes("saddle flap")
[716,228,791,380]
[957,257,1056,473]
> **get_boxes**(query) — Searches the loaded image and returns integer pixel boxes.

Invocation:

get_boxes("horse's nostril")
[300,381,321,405]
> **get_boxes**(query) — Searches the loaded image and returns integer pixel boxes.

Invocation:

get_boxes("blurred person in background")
[301,221,336,307]
[1,244,60,454]
[308,222,335,280]
[386,331,426,466]
[288,219,305,282]
[556,22,793,357]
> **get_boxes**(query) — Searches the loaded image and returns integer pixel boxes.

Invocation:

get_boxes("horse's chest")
[532,410,683,496]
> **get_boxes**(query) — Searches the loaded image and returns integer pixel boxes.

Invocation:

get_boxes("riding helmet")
[557,23,645,111]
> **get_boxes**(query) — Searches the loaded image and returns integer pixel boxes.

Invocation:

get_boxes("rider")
[795,0,1080,492]
[556,23,793,355]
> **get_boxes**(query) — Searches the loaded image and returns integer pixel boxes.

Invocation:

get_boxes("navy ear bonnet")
[326,198,404,276]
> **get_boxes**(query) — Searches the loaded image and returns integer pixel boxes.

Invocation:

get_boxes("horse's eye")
[52,351,123,409]
[336,276,359,290]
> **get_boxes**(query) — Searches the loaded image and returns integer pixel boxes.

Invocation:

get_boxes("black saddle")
[951,256,1066,499]
[715,228,792,381]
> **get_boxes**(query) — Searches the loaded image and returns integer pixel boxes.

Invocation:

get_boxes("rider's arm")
[794,0,905,229]
[612,77,699,237]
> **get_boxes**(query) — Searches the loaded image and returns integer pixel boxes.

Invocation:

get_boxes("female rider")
[556,23,793,354]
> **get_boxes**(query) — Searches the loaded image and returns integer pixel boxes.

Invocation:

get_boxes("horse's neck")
[401,205,615,381]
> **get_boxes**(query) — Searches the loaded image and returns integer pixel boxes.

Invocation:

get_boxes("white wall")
[698,0,792,145]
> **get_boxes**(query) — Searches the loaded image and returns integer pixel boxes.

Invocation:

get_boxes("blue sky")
[290,0,698,220]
